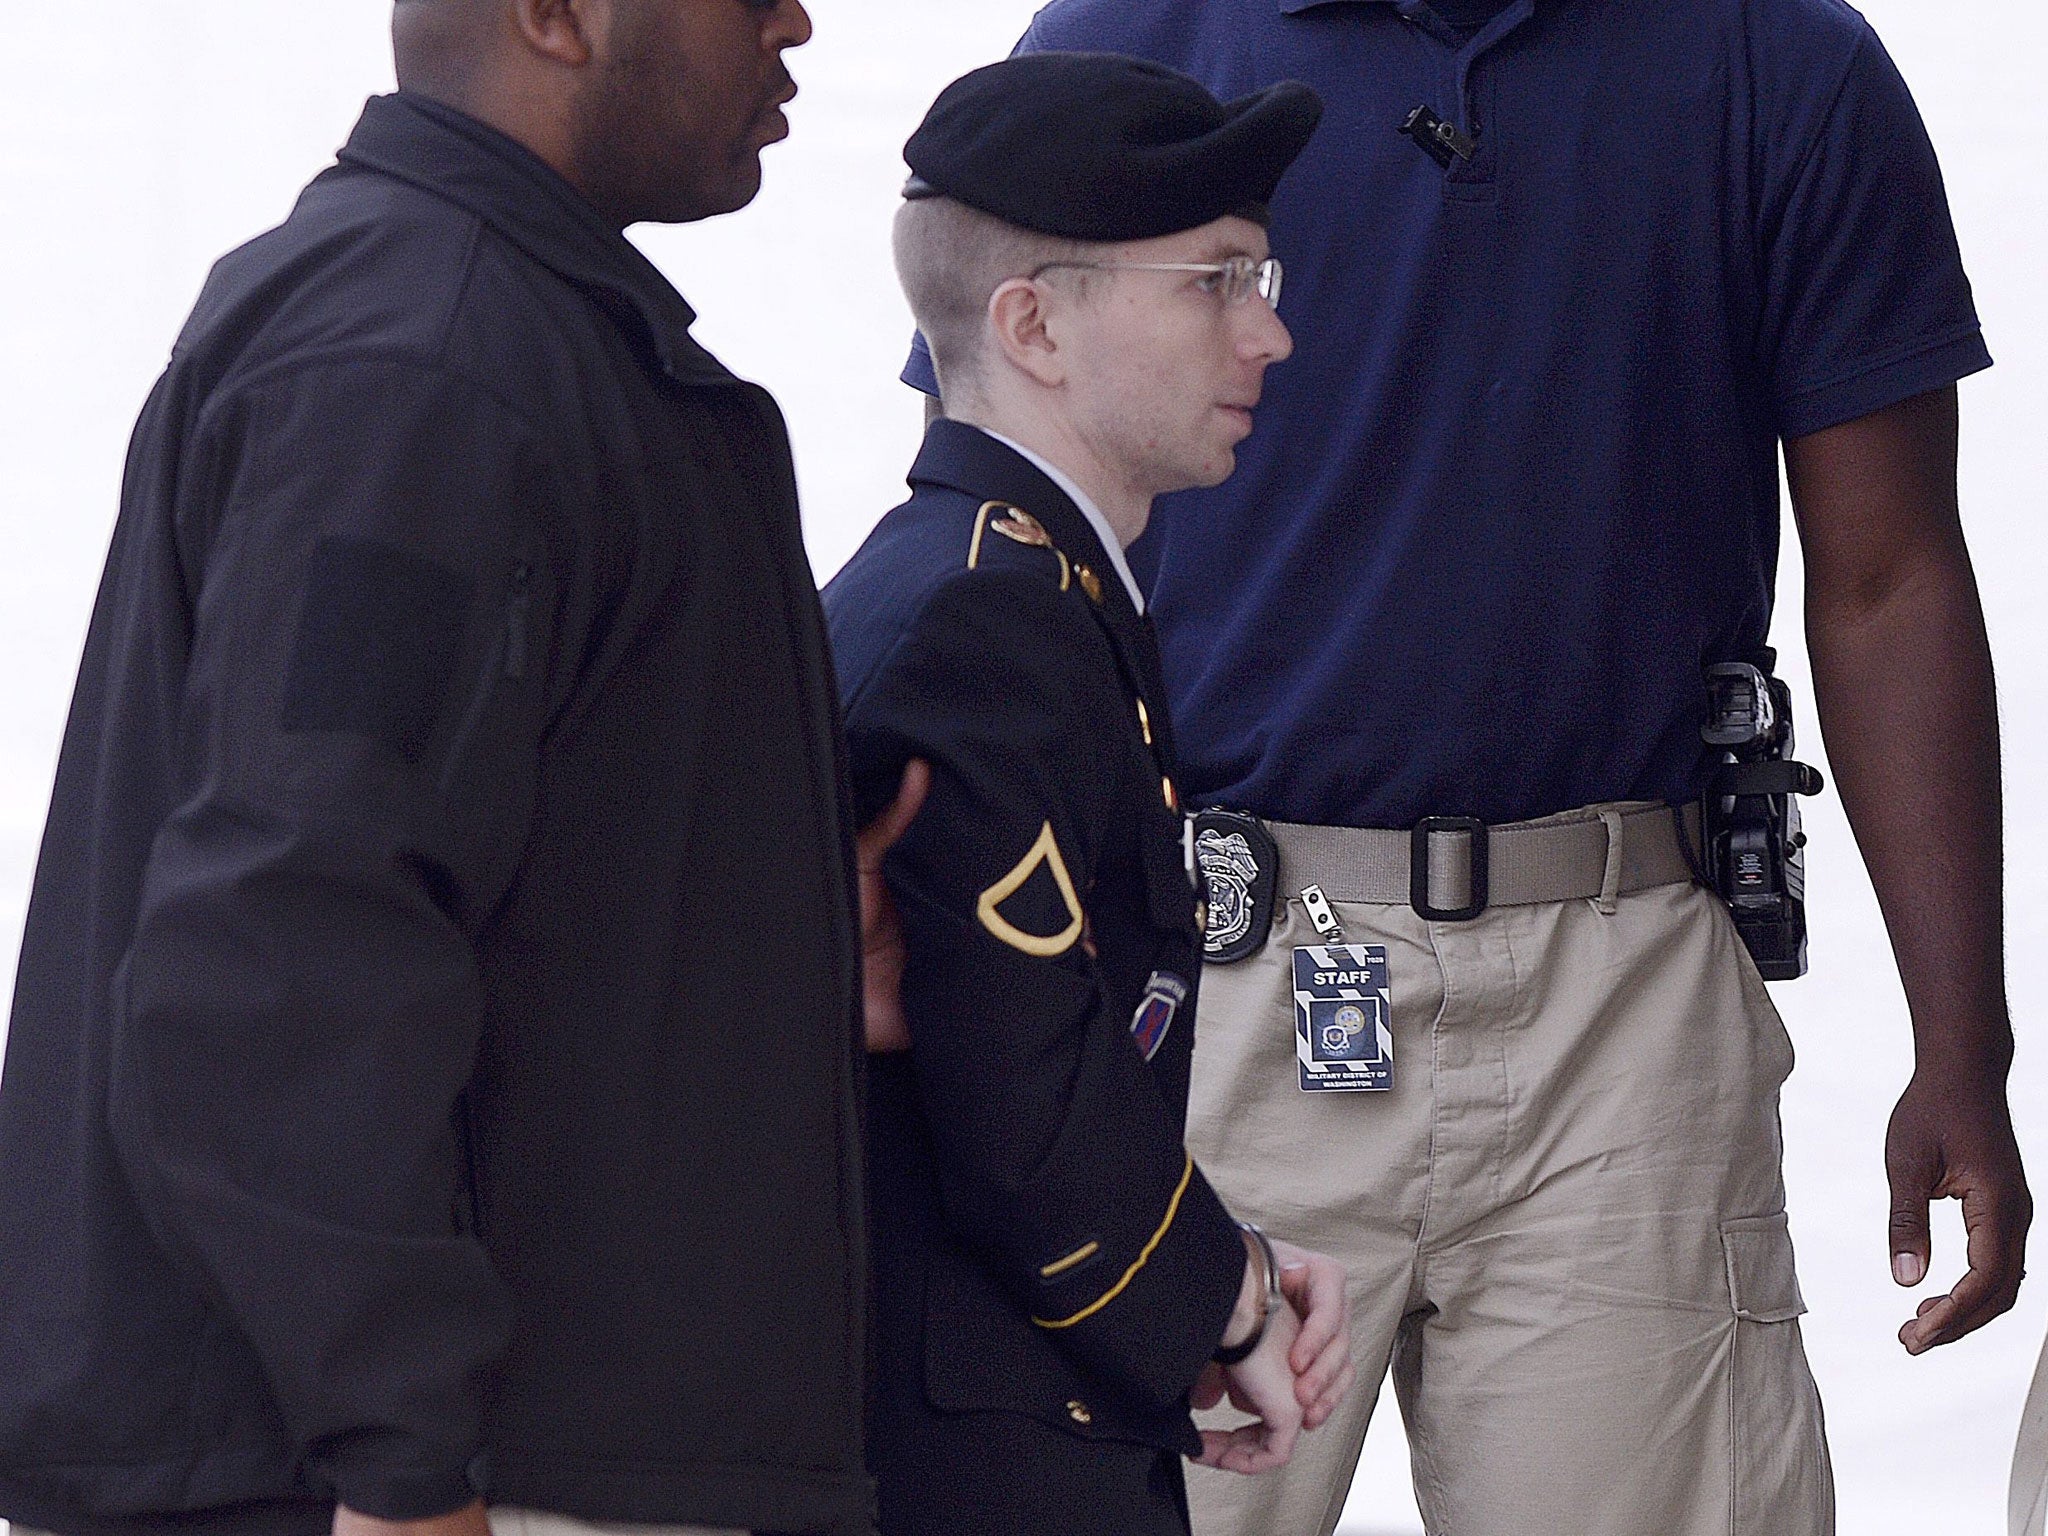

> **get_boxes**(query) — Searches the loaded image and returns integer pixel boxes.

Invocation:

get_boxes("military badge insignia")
[1130,971,1188,1061]
[1192,808,1278,963]
[967,501,1079,592]
[1322,1002,1368,1054]
[985,503,1053,548]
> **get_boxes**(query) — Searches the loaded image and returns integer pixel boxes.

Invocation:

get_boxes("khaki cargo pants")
[1183,822,1833,1536]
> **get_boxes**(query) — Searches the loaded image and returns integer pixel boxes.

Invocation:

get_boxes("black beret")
[904,52,1323,242]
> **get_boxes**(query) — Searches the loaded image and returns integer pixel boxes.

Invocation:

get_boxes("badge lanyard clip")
[1299,883,1347,945]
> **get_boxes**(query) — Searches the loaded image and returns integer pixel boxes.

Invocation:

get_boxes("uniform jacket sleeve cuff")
[329,1464,482,1523]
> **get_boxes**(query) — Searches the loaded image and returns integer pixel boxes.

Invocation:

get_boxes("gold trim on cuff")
[1039,1241,1102,1279]
[1032,1156,1194,1329]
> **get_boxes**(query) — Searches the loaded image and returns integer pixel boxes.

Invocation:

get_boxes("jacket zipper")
[503,561,532,680]
[455,1093,487,1236]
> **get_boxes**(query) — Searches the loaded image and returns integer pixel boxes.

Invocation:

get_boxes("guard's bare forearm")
[1789,386,2007,1063]
[1787,385,2028,1349]
[1804,543,2007,1062]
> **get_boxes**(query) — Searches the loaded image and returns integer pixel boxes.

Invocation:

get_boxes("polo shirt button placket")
[1444,54,1498,194]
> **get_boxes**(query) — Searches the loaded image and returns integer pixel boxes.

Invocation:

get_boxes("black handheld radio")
[1700,652,1824,980]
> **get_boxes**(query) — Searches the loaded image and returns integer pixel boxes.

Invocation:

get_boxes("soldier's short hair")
[891,196,1099,403]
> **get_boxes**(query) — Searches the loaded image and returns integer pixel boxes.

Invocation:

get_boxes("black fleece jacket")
[0,93,871,1536]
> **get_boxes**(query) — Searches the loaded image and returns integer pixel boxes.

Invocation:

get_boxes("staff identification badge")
[1292,944,1393,1093]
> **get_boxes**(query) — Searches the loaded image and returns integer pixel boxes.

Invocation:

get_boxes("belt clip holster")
[1412,816,1489,922]
[1700,652,1824,980]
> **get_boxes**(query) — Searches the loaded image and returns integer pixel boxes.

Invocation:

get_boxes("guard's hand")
[334,1500,490,1536]
[857,759,931,1053]
[1273,1238,1354,1429]
[1193,1299,1305,1476]
[1886,1060,2031,1353]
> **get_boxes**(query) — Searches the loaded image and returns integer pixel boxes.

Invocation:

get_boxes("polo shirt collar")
[1277,0,1537,12]
[337,92,733,387]
[1277,0,1536,71]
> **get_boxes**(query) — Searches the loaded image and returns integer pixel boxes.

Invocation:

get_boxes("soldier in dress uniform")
[823,54,1353,1536]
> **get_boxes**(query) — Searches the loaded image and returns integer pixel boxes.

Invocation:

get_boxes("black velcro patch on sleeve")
[282,537,474,764]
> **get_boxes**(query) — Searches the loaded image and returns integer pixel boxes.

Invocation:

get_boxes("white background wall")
[1,4,2043,1533]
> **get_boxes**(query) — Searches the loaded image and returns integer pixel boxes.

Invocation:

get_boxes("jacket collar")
[911,419,1178,768]
[1278,0,1536,69]
[910,420,1138,615]
[336,92,735,387]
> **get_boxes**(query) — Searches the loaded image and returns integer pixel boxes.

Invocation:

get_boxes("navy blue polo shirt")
[904,0,1990,828]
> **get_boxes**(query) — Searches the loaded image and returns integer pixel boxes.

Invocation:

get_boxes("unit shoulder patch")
[1130,971,1188,1061]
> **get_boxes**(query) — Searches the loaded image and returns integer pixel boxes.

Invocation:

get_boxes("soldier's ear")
[985,277,1067,389]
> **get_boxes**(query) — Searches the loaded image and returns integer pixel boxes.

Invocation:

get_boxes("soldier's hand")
[1193,1300,1304,1476]
[1886,1060,2031,1353]
[857,759,931,1053]
[1273,1238,1354,1429]
[334,1500,491,1536]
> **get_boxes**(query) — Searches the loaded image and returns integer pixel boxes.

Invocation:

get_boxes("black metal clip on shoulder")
[1400,105,1477,169]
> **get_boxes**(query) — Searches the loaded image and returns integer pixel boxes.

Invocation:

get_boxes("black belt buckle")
[1411,816,1488,922]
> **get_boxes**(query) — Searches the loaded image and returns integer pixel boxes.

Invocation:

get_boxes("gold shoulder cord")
[967,502,1073,592]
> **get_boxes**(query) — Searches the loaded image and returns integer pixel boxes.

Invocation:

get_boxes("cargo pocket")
[1721,1213,1834,1534]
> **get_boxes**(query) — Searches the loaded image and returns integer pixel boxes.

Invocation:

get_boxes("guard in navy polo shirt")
[904,5,2030,1535]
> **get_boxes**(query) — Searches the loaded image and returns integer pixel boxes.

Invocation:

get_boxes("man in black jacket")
[0,4,909,1536]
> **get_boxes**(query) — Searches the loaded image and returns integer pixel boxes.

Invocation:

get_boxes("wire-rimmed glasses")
[1028,254,1285,309]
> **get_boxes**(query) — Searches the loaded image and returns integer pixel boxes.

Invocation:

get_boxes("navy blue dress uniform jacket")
[825,422,1246,1529]
[0,93,870,1536]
